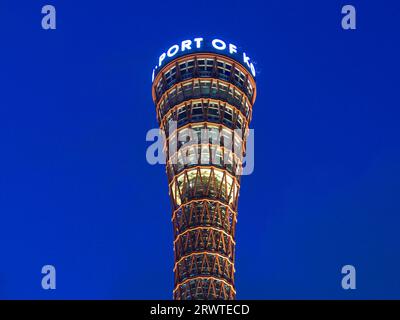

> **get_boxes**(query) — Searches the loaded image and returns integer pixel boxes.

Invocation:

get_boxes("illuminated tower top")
[151,37,257,300]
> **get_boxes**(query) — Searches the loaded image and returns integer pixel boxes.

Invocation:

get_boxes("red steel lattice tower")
[151,49,256,300]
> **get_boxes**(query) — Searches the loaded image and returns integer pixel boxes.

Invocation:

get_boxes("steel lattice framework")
[151,52,256,300]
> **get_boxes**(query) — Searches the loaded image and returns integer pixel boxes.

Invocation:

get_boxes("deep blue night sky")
[0,0,399,299]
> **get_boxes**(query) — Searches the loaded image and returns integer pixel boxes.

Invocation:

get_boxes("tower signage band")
[151,37,256,81]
